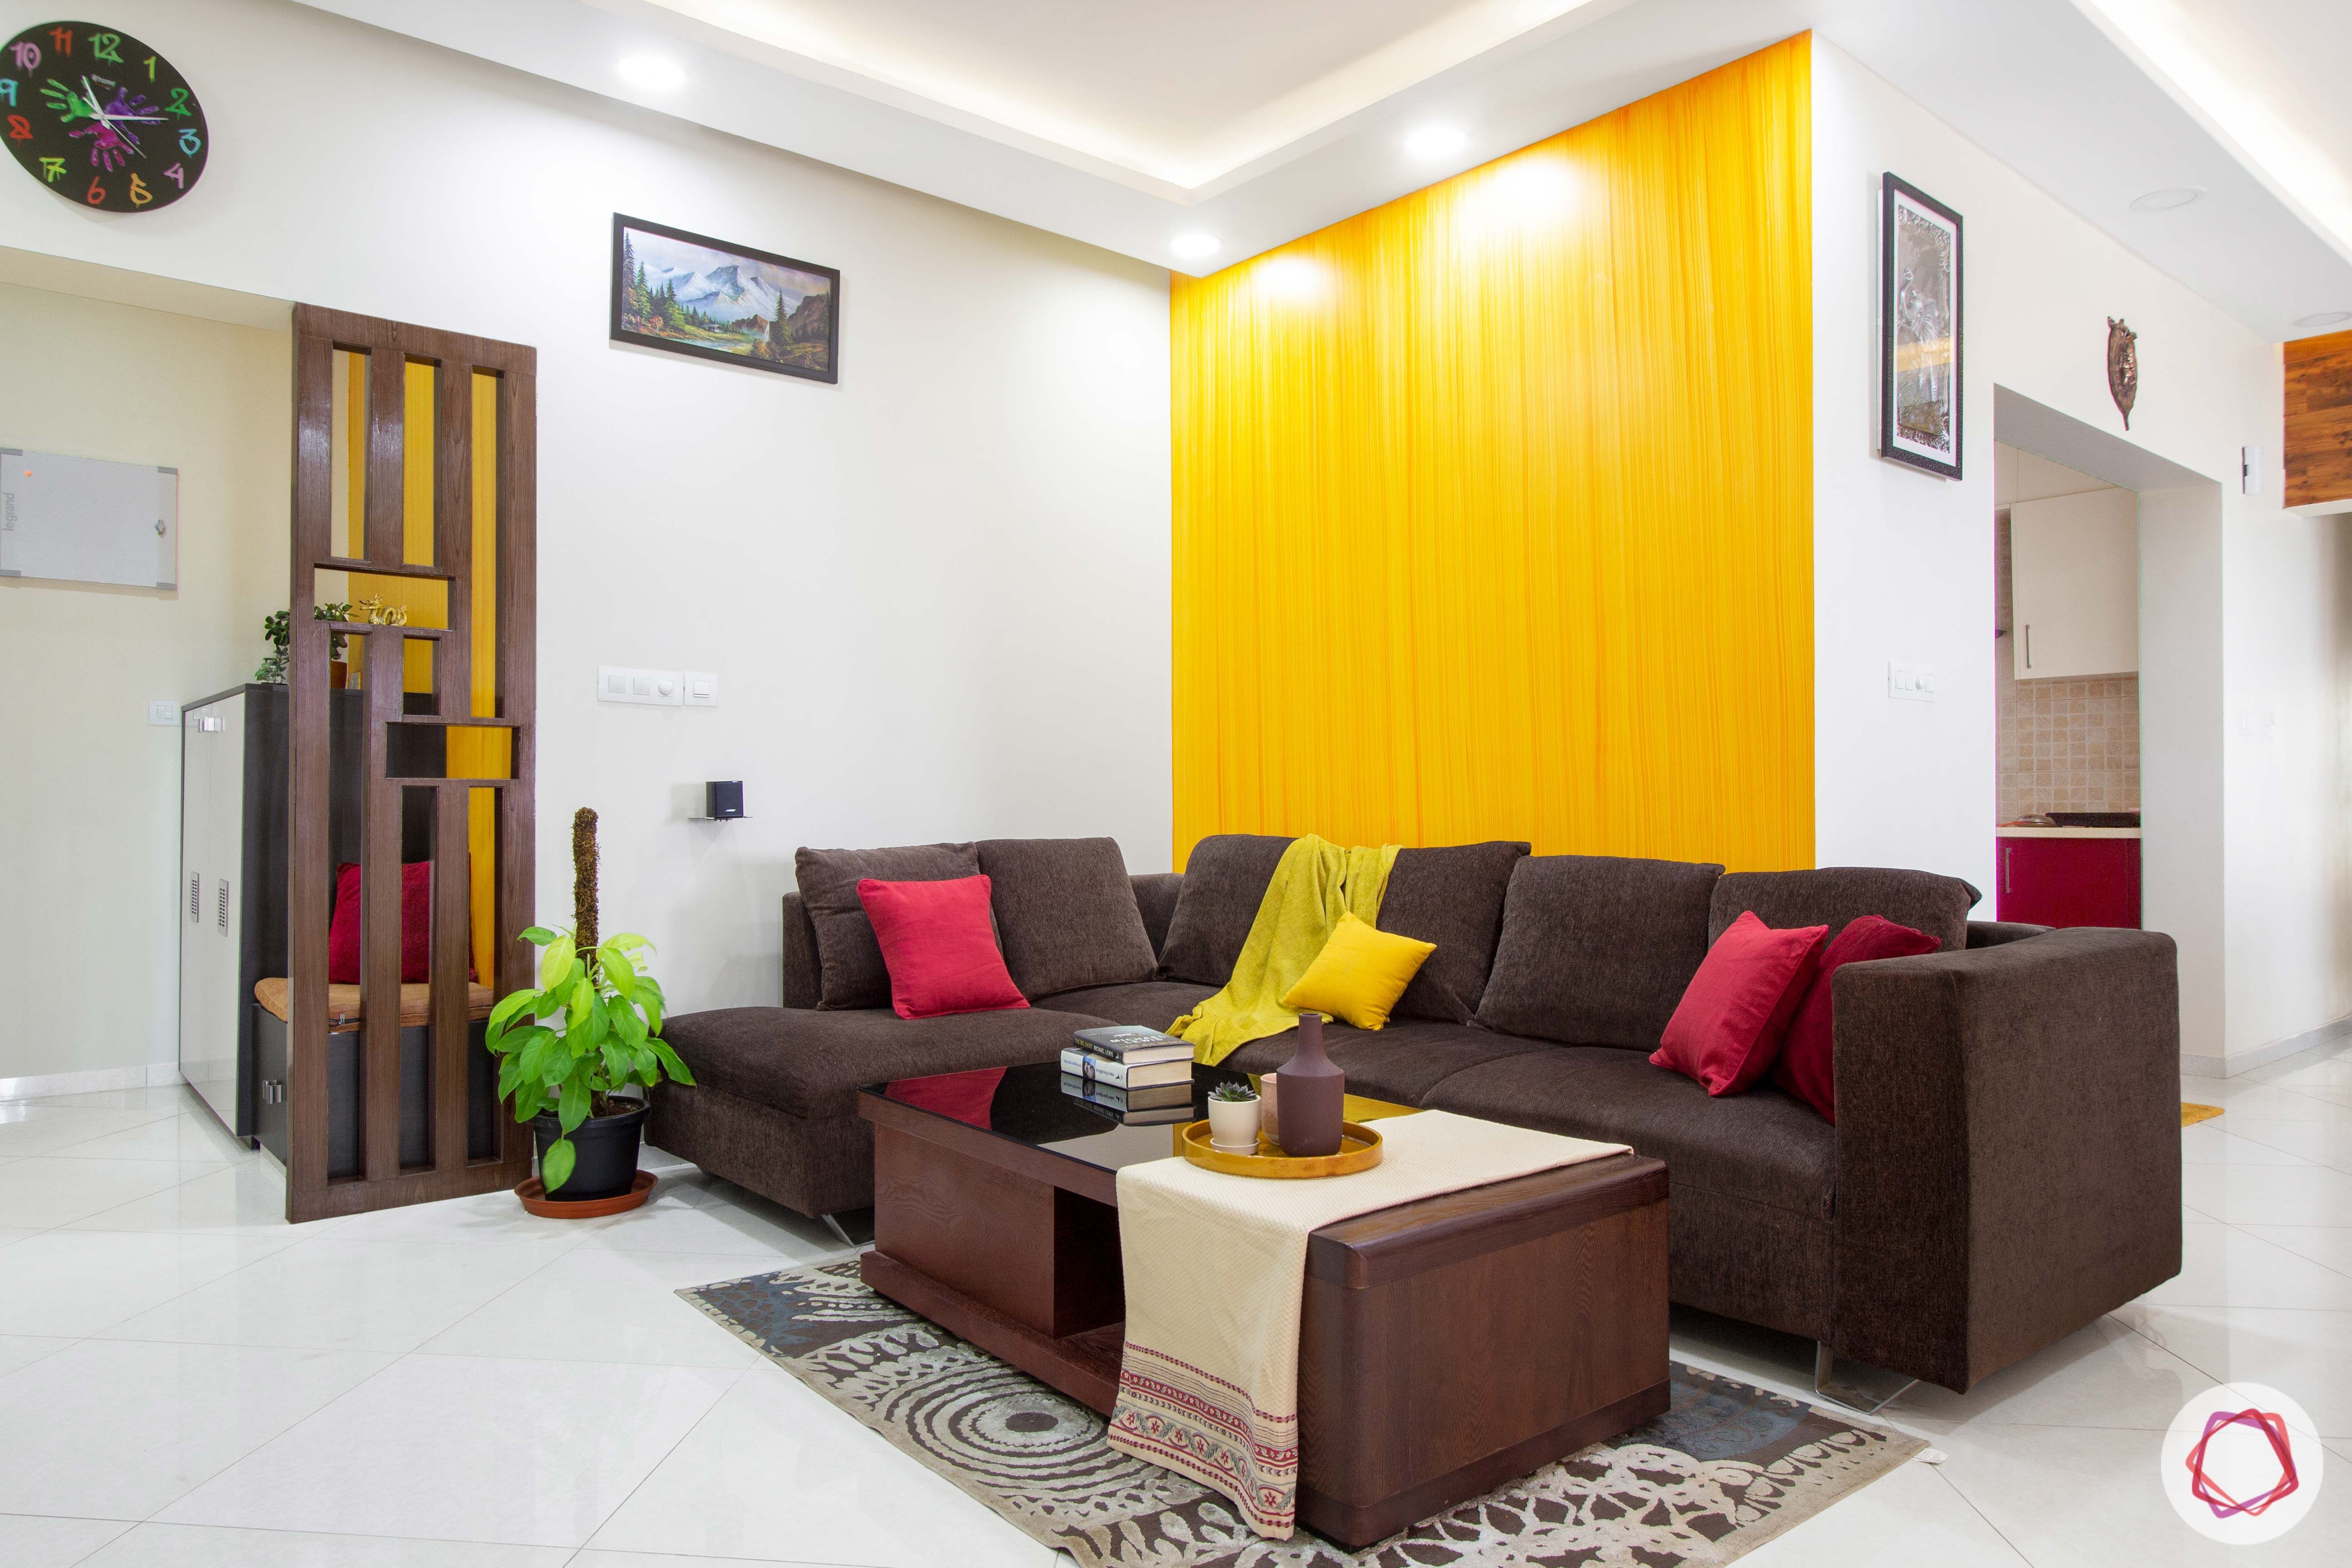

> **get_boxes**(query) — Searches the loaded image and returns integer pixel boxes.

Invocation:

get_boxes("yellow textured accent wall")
[1171,36,1813,871]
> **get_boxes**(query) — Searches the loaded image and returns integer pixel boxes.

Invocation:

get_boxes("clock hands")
[86,74,164,126]
[77,73,161,164]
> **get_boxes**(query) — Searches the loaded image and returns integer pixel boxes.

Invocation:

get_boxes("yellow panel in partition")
[342,358,505,980]
[344,360,442,691]
[1171,35,1814,872]
[456,375,500,983]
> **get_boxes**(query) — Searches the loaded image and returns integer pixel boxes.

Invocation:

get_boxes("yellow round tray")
[1176,1119,1384,1178]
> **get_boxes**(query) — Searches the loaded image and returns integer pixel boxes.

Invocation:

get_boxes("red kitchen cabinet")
[1996,834,2141,928]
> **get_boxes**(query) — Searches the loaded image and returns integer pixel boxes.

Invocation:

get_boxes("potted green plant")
[254,602,353,684]
[1206,1080,1262,1153]
[485,807,694,1204]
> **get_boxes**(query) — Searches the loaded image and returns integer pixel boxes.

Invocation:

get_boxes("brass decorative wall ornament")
[2107,317,2139,430]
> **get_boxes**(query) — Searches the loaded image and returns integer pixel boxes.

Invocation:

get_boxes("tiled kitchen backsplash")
[1995,511,2139,822]
[2000,675,2140,820]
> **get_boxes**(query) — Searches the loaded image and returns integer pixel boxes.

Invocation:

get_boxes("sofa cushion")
[1159,834,1295,985]
[1710,866,1980,958]
[795,843,980,1009]
[1034,979,1217,1031]
[1474,855,1723,1049]
[858,875,1029,1019]
[662,1004,1105,1122]
[1424,1046,1835,1221]
[1218,1021,1552,1107]
[1377,840,1530,1022]
[975,838,1158,998]
[1651,912,1827,1096]
[1131,873,1183,957]
[1281,911,1434,1031]
[780,892,822,1009]
[1773,915,1942,1122]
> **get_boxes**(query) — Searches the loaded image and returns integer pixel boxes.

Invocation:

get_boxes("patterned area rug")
[681,1260,1923,1568]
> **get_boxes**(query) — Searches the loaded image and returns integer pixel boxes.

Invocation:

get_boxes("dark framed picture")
[1879,174,1962,478]
[611,214,838,383]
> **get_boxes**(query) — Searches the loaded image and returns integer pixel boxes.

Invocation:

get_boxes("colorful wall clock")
[2,20,207,212]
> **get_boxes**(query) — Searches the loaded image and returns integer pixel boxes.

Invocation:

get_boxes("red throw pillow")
[1651,911,1828,1096]
[328,862,439,984]
[857,875,1029,1020]
[1773,915,1942,1122]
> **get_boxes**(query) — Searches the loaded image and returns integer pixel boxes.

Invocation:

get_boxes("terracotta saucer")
[514,1168,656,1218]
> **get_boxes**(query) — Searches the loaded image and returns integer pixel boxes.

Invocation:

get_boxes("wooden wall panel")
[2285,328,2352,509]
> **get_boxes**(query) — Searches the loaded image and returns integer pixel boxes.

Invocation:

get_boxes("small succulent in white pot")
[1206,1080,1262,1152]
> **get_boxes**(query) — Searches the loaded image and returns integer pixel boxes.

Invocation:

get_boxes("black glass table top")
[860,1060,1417,1176]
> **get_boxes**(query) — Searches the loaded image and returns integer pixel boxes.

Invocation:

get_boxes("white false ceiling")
[294,0,2352,340]
[627,0,1593,195]
[2081,0,2352,326]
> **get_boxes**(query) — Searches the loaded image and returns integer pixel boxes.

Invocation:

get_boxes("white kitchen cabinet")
[2011,487,2138,680]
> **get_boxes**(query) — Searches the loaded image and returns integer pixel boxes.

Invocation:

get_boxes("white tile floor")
[0,1054,2348,1566]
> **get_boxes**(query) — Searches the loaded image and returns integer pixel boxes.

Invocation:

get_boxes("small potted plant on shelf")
[255,603,353,685]
[485,807,695,1211]
[1206,1080,1262,1153]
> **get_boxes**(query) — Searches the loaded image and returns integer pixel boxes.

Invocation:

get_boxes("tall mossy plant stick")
[485,807,695,1192]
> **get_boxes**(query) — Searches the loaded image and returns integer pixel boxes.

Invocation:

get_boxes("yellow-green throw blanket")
[1171,834,1399,1065]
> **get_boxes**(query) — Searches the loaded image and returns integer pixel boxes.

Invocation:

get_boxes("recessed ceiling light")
[616,55,687,93]
[2128,186,2202,212]
[1170,232,1220,260]
[1405,125,1469,162]
[2293,310,2352,330]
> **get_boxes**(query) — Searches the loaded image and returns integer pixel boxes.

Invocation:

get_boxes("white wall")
[1813,37,2347,1068]
[2220,494,2352,1060]
[0,0,1172,1078]
[0,282,290,1083]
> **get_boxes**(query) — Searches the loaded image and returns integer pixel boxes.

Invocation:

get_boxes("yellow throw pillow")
[1279,911,1436,1032]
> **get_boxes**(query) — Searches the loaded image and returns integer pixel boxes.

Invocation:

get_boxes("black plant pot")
[529,1101,647,1201]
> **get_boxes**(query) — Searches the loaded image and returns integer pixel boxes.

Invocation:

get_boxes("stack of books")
[1060,1025,1196,1125]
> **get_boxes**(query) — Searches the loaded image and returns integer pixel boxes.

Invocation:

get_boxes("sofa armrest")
[1966,919,2050,948]
[780,892,822,1009]
[1831,927,2180,1391]
[1132,872,1183,958]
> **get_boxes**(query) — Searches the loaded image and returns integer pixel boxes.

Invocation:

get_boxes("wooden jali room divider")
[284,304,537,1221]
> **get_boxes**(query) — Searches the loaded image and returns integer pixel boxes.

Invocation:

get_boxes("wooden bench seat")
[253,976,496,1035]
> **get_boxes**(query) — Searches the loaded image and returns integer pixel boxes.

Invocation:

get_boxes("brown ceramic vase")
[1275,1011,1346,1157]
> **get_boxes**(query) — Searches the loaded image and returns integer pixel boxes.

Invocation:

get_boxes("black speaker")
[705,780,745,820]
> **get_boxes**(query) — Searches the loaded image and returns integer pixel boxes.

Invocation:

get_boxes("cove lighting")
[1171,232,1221,260]
[617,55,687,93]
[2293,310,2351,330]
[1405,125,1469,162]
[2128,187,2202,212]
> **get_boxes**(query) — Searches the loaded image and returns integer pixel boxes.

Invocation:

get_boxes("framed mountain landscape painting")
[611,215,839,383]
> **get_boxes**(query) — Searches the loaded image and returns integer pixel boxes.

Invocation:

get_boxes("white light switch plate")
[598,665,683,706]
[1888,662,1938,702]
[683,671,718,707]
[148,699,180,726]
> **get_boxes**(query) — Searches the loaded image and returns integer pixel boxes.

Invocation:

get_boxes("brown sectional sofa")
[650,834,2181,1392]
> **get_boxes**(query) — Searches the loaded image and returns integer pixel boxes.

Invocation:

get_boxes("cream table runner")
[1105,1110,1629,1539]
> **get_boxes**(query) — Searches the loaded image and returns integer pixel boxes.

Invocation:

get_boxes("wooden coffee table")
[858,1061,1669,1547]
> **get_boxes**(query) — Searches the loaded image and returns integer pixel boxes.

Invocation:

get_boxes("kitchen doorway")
[1993,443,2143,927]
